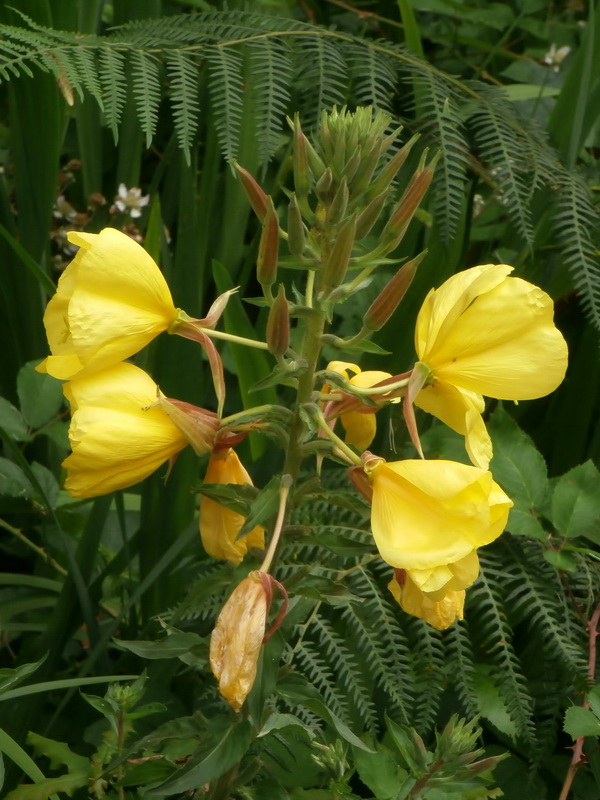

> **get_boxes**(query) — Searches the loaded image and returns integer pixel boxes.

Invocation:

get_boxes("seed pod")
[363,251,426,331]
[256,199,279,289]
[287,193,306,256]
[266,284,290,356]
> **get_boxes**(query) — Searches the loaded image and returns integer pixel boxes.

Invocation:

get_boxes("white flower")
[544,44,571,72]
[114,183,150,218]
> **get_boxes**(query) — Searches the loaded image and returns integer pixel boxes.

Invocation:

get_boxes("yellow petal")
[41,228,177,380]
[210,572,268,711]
[199,449,265,564]
[408,550,480,595]
[389,573,465,630]
[415,265,512,362]
[62,362,188,497]
[370,459,512,571]
[340,410,377,451]
[414,382,492,469]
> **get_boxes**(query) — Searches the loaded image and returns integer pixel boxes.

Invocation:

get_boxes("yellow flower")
[62,362,191,498]
[210,571,268,711]
[388,570,465,631]
[413,264,568,468]
[199,448,265,564]
[368,458,512,594]
[325,361,392,451]
[38,228,178,380]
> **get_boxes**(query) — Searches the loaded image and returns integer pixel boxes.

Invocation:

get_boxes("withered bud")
[382,152,439,241]
[257,199,280,288]
[157,397,219,456]
[210,571,268,712]
[320,214,356,293]
[355,190,390,240]
[266,284,290,356]
[363,251,425,331]
[327,177,349,224]
[287,193,305,256]
[233,161,269,222]
[347,465,373,502]
[367,133,421,200]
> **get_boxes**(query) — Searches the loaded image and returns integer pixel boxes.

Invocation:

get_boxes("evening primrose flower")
[38,228,178,380]
[367,458,512,595]
[411,264,568,468]
[325,361,393,451]
[199,447,265,564]
[63,362,218,498]
[388,569,465,631]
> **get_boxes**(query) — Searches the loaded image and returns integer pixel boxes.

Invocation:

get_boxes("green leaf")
[238,474,281,538]
[258,712,315,739]
[4,772,88,800]
[551,461,600,538]
[147,720,253,796]
[0,398,29,441]
[79,691,118,719]
[506,508,547,541]
[30,463,59,508]
[27,733,89,774]
[564,706,600,739]
[119,758,176,787]
[588,685,600,720]
[0,457,32,498]
[114,631,205,660]
[16,362,64,429]
[385,715,428,775]
[196,482,257,515]
[0,655,46,696]
[127,702,168,720]
[488,405,549,511]
[353,739,407,799]
[543,550,578,572]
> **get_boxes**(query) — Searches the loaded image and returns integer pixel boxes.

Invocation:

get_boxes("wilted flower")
[199,448,265,564]
[210,571,268,711]
[62,362,215,497]
[38,228,178,380]
[388,569,465,630]
[412,264,568,468]
[367,458,512,595]
[114,183,150,218]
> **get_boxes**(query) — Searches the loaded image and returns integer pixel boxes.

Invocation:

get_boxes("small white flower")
[544,44,571,72]
[114,183,150,218]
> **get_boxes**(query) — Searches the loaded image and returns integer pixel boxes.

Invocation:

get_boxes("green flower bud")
[257,199,279,288]
[320,214,356,294]
[266,284,290,356]
[287,193,306,257]
[363,251,425,331]
[233,161,268,222]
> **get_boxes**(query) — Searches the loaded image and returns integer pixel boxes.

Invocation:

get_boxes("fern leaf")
[131,50,162,148]
[294,35,348,127]
[166,50,201,164]
[248,39,293,165]
[347,39,398,112]
[205,44,244,162]
[98,47,127,139]
[72,46,104,110]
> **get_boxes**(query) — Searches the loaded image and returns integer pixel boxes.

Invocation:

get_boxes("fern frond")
[72,46,104,110]
[347,39,398,112]
[446,623,480,720]
[131,50,162,148]
[205,44,244,162]
[470,554,537,745]
[411,72,470,242]
[248,39,293,165]
[294,35,348,128]
[166,50,202,164]
[402,615,446,736]
[98,46,127,139]
[294,640,351,721]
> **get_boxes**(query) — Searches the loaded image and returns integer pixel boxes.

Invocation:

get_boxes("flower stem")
[200,327,270,350]
[310,405,363,467]
[260,476,292,574]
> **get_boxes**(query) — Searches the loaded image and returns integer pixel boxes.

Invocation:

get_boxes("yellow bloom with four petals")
[38,228,178,380]
[368,458,512,595]
[199,448,265,564]
[62,362,190,497]
[413,264,568,468]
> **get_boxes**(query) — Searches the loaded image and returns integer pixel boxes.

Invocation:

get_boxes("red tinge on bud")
[157,397,219,456]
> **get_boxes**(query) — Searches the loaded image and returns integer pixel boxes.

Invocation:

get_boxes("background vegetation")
[0,0,599,798]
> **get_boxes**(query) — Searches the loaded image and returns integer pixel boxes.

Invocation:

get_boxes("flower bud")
[363,251,425,332]
[320,214,356,293]
[316,167,333,202]
[287,193,305,256]
[157,397,219,456]
[292,116,310,197]
[266,284,290,356]
[233,161,269,222]
[257,199,279,289]
[382,151,439,242]
[327,177,349,225]
[210,571,268,711]
[367,133,420,199]
[355,190,390,240]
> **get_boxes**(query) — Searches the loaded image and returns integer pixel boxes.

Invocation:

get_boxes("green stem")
[310,406,363,467]
[0,518,67,577]
[260,477,292,574]
[200,327,270,350]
